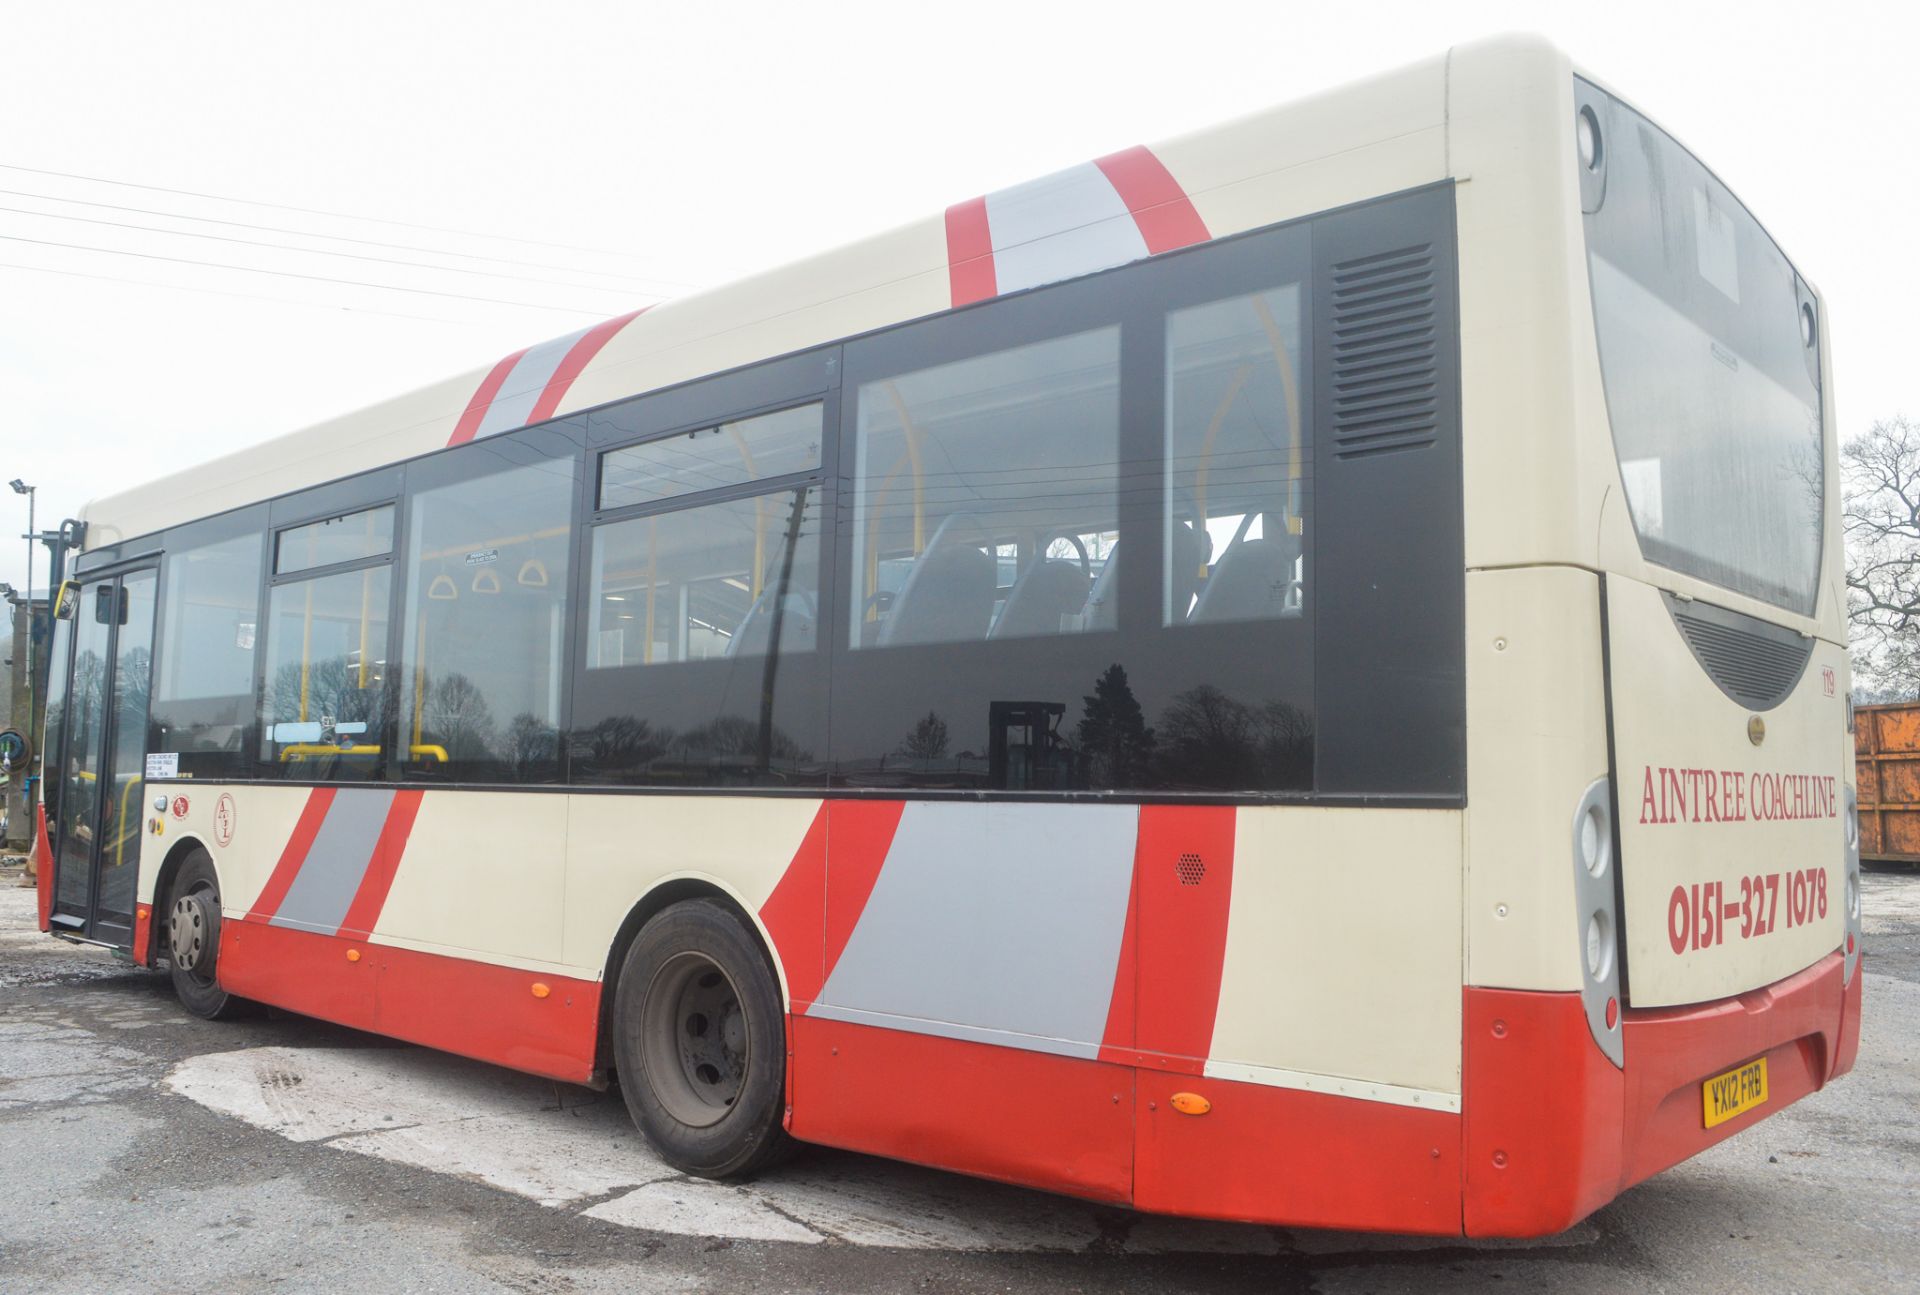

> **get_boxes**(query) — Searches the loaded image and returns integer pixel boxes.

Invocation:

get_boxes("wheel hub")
[643,953,749,1128]
[169,892,212,973]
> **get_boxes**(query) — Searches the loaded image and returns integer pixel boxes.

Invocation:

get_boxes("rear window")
[1578,80,1823,615]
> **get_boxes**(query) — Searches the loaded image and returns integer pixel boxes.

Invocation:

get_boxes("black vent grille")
[1329,244,1439,460]
[1176,852,1206,885]
[1666,596,1813,711]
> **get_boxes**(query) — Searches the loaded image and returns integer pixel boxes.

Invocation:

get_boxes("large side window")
[259,503,395,778]
[848,329,1120,649]
[1164,285,1307,627]
[829,226,1320,794]
[151,514,265,778]
[398,434,577,782]
[572,400,828,786]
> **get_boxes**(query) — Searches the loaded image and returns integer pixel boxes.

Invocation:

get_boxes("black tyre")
[165,850,250,1020]
[612,899,793,1178]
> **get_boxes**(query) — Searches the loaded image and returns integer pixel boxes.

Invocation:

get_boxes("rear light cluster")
[1572,778,1625,1067]
[1843,784,1863,984]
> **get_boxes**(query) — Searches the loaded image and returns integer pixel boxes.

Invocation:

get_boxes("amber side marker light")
[346,949,361,963]
[1170,1092,1211,1116]
[531,983,551,999]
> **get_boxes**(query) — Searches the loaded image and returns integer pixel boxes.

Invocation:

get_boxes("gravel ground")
[1,864,1915,1294]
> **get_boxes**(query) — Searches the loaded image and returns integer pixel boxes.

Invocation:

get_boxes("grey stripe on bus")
[805,1002,1104,1061]
[813,801,1137,1049]
[985,162,1148,296]
[268,788,398,936]
[475,326,589,439]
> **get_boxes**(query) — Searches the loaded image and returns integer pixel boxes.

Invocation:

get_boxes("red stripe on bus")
[944,196,998,307]
[446,348,529,448]
[1130,805,1236,1070]
[525,309,646,425]
[34,802,52,932]
[218,918,600,1083]
[1096,864,1139,1064]
[758,803,829,1008]
[824,800,907,982]
[248,787,338,922]
[1092,145,1210,255]
[337,789,426,937]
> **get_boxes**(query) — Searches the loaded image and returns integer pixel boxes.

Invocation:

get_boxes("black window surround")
[101,182,1463,805]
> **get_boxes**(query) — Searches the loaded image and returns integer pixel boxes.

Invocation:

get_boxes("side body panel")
[151,783,1468,1232]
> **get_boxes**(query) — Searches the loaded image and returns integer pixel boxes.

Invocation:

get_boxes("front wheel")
[165,850,250,1020]
[612,899,793,1178]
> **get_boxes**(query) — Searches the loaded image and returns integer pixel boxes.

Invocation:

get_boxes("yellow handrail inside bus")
[1194,365,1254,577]
[299,580,314,721]
[881,382,926,553]
[644,514,658,664]
[278,743,448,763]
[113,773,143,871]
[358,567,375,684]
[1252,295,1304,537]
[863,454,915,623]
[725,421,768,598]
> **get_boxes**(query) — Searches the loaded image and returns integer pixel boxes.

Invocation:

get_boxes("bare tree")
[1844,415,1920,698]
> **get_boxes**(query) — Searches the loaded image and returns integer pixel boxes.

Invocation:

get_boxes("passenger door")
[48,567,158,949]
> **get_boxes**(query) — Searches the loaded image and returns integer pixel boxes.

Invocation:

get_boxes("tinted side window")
[572,400,830,787]
[600,403,823,510]
[276,505,394,575]
[1164,286,1308,627]
[398,436,577,782]
[152,525,265,778]
[829,227,1319,794]
[588,488,819,669]
[848,329,1120,649]
[260,567,392,776]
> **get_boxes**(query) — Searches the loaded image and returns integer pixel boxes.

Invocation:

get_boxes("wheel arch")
[593,872,789,1081]
[146,834,215,968]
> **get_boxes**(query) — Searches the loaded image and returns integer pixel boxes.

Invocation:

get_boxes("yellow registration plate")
[1702,1057,1769,1129]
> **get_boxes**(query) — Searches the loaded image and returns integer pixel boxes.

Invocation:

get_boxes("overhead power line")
[0,184,695,293]
[0,231,613,316]
[0,160,688,269]
[0,201,653,298]
[0,257,524,328]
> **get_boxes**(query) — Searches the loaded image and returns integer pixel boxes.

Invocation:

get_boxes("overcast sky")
[1,0,1912,595]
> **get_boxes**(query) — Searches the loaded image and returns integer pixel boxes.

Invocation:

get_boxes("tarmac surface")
[1,862,1916,1293]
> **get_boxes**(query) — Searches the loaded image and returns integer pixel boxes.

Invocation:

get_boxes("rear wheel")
[166,850,249,1020]
[613,899,793,1178]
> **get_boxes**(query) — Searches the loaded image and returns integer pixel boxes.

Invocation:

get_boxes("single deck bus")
[29,35,1861,1236]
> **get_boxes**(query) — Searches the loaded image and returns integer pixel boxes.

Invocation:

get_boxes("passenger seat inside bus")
[877,543,997,646]
[1190,532,1300,623]
[989,556,1090,639]
[728,591,817,658]
[1082,522,1209,630]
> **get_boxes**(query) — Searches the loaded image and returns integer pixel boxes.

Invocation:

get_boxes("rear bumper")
[1463,951,1857,1237]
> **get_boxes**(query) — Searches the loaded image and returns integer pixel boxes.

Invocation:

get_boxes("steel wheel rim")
[640,951,748,1128]
[170,884,217,985]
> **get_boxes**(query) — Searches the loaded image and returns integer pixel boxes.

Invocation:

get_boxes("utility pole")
[9,480,32,742]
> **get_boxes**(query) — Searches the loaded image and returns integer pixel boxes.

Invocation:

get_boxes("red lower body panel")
[791,1015,1460,1232]
[1464,951,1852,1237]
[219,920,601,1084]
[790,1016,1134,1204]
[1134,1068,1460,1233]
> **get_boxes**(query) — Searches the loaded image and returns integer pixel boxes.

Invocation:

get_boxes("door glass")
[54,583,113,913]
[97,570,157,924]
